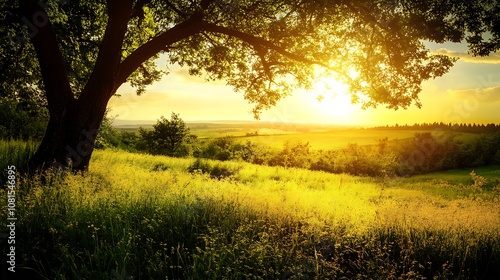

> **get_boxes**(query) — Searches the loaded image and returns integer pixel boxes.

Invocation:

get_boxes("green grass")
[401,165,500,185]
[0,139,39,173]
[1,145,499,279]
[387,166,500,201]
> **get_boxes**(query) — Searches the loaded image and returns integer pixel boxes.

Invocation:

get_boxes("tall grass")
[0,140,38,182]
[1,147,499,279]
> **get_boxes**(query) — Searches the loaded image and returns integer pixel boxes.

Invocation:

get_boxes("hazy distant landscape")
[113,119,355,133]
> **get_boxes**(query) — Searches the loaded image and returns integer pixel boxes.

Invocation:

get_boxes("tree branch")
[131,0,152,22]
[200,0,216,10]
[76,38,100,49]
[254,46,272,80]
[201,22,334,71]
[114,13,206,92]
[20,0,74,116]
[164,0,187,18]
[79,0,134,107]
[202,22,360,90]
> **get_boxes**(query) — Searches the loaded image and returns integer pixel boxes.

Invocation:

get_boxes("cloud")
[433,48,500,64]
[447,85,500,103]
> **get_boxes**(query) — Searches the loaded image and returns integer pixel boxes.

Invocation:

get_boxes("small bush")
[196,136,237,161]
[188,158,240,180]
[269,140,311,169]
[188,158,212,174]
[151,163,169,171]
[470,170,488,190]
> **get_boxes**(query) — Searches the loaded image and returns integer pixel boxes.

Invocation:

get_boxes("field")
[118,121,483,151]
[1,141,500,279]
[236,129,481,150]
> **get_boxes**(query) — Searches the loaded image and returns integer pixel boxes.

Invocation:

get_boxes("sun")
[310,78,357,123]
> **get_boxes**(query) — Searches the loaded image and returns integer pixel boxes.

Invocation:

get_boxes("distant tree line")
[369,122,500,133]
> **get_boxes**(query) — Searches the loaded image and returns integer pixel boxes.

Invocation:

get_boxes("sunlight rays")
[310,77,357,123]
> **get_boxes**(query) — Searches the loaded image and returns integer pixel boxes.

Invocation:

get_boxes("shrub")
[240,142,277,165]
[310,150,336,173]
[188,158,240,180]
[470,170,488,190]
[269,140,311,169]
[0,99,48,140]
[118,131,140,151]
[188,158,212,174]
[197,136,236,161]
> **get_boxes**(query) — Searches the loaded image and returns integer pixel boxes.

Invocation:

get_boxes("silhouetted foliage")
[370,122,500,133]
[269,140,312,169]
[137,113,192,157]
[95,112,121,149]
[188,158,239,180]
[118,131,140,151]
[137,127,156,154]
[153,113,190,156]
[195,136,239,161]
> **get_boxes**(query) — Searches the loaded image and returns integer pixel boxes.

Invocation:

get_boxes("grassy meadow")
[1,140,500,279]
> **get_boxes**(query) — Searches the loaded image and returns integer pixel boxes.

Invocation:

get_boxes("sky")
[109,42,500,126]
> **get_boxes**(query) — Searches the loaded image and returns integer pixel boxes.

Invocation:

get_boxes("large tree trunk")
[20,0,134,172]
[27,93,109,172]
[20,0,203,172]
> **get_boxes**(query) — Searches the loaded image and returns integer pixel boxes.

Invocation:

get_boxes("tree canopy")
[140,112,191,156]
[1,0,499,170]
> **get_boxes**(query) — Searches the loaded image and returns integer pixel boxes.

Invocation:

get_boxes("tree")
[137,127,155,154]
[119,131,140,151]
[151,112,190,156]
[1,0,499,171]
[199,136,237,161]
[136,113,190,156]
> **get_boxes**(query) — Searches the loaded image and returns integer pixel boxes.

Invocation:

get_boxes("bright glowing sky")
[109,42,500,126]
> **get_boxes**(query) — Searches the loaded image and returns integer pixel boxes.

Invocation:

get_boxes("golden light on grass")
[3,142,499,279]
[86,150,500,235]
